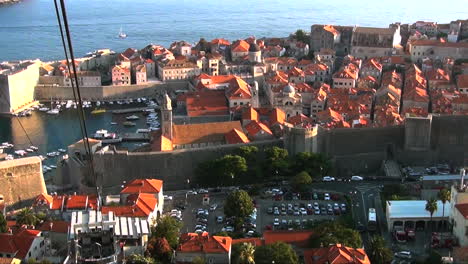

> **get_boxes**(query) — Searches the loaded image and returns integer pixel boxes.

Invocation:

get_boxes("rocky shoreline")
[0,0,20,6]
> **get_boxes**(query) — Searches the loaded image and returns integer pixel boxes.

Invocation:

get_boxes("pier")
[111,107,159,114]
[120,133,151,142]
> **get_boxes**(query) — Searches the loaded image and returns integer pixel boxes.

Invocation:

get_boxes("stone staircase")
[383,160,402,178]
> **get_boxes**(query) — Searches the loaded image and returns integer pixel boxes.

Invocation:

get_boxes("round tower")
[248,43,262,63]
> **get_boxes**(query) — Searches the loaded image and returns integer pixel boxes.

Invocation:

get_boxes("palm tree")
[16,208,38,227]
[438,188,451,230]
[425,198,438,232]
[366,235,393,264]
[237,242,255,264]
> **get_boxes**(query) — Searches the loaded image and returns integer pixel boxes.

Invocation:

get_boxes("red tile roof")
[304,244,370,264]
[173,121,243,145]
[211,38,230,46]
[66,195,98,210]
[102,193,158,217]
[121,179,163,194]
[323,25,339,36]
[457,74,468,88]
[225,128,250,144]
[231,40,250,52]
[333,69,357,80]
[455,203,468,219]
[0,229,41,259]
[184,90,229,117]
[245,120,273,136]
[37,221,70,233]
[263,230,313,248]
[242,107,259,121]
[178,232,232,253]
[269,108,286,125]
[288,114,314,126]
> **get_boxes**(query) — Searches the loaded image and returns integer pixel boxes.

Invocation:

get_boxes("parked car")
[217,216,224,223]
[300,208,307,215]
[394,251,412,259]
[274,218,279,226]
[313,193,319,200]
[324,193,330,200]
[267,207,273,214]
[351,176,364,181]
[210,204,218,211]
[198,189,209,194]
[340,204,347,213]
[187,190,198,195]
[322,176,335,182]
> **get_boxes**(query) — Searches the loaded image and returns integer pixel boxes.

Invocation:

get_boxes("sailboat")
[118,26,127,39]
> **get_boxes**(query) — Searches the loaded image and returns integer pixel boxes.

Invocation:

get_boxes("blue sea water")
[0,0,467,61]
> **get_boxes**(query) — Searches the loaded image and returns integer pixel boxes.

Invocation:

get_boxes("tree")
[438,188,451,219]
[291,171,312,191]
[0,213,8,233]
[290,152,332,177]
[264,147,289,176]
[219,155,248,184]
[196,155,247,187]
[426,250,443,264]
[146,237,172,262]
[254,242,298,264]
[232,242,255,264]
[151,216,183,249]
[308,222,362,248]
[224,190,254,219]
[235,146,258,164]
[293,29,308,44]
[192,256,206,264]
[16,208,38,227]
[126,254,156,264]
[425,198,438,231]
[366,235,393,264]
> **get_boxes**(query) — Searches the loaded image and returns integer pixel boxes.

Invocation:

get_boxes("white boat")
[39,107,50,112]
[92,129,122,143]
[137,98,141,103]
[109,101,114,105]
[50,165,57,169]
[14,150,27,156]
[5,155,14,160]
[136,129,150,133]
[96,101,101,106]
[58,148,66,153]
[47,109,60,115]
[126,115,139,120]
[30,146,38,151]
[110,122,117,125]
[26,148,34,153]
[47,152,56,157]
[118,26,127,39]
[38,155,46,161]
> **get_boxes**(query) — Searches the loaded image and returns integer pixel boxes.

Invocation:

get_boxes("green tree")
[235,146,258,164]
[293,29,308,43]
[196,155,247,187]
[0,212,8,233]
[438,188,451,219]
[151,216,183,249]
[146,237,172,262]
[389,194,401,200]
[291,171,312,191]
[224,190,254,219]
[254,242,298,264]
[366,235,393,264]
[232,242,255,264]
[126,254,156,264]
[264,146,289,176]
[219,155,248,184]
[425,198,438,231]
[290,152,332,177]
[426,250,443,264]
[17,208,38,226]
[192,256,206,264]
[309,222,362,248]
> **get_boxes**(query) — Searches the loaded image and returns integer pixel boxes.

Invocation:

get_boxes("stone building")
[157,59,201,81]
[409,40,468,62]
[0,157,47,210]
[63,71,101,87]
[0,60,40,114]
[111,65,131,86]
[351,26,402,59]
[310,25,353,55]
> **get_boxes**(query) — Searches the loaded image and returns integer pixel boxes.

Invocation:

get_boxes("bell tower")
[161,92,173,140]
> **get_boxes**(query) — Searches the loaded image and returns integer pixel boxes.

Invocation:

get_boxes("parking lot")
[256,189,349,231]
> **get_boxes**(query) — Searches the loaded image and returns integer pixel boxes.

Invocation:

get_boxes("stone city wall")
[0,157,47,209]
[34,81,188,101]
[91,140,282,193]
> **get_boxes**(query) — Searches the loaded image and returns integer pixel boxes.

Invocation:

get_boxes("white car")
[351,176,364,181]
[198,189,209,194]
[210,204,218,211]
[273,218,279,226]
[324,193,331,200]
[322,176,335,182]
[394,251,412,259]
[300,208,307,215]
[163,195,173,200]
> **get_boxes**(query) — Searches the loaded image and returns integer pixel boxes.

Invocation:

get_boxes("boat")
[58,148,66,153]
[30,146,39,151]
[110,122,118,125]
[126,115,139,120]
[123,121,136,127]
[47,109,60,115]
[109,101,114,105]
[96,101,101,106]
[118,26,127,39]
[50,165,57,169]
[26,148,34,153]
[47,152,56,157]
[14,150,27,156]
[38,155,46,161]
[136,128,150,133]
[5,155,14,160]
[39,107,50,112]
[91,109,106,114]
[92,129,122,143]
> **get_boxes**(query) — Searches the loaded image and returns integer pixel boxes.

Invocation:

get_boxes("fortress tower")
[161,92,173,140]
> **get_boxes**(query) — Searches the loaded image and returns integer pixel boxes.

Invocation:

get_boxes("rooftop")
[172,121,243,145]
[387,200,451,219]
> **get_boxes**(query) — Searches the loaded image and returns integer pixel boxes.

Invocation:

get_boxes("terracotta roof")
[288,67,304,77]
[0,258,18,264]
[452,94,468,105]
[122,48,137,58]
[211,38,230,46]
[363,58,382,72]
[121,179,163,194]
[304,244,370,264]
[32,194,65,211]
[263,230,313,248]
[232,40,250,52]
[307,63,328,72]
[102,193,158,217]
[112,65,130,73]
[403,87,429,102]
[242,107,259,121]
[178,232,232,253]
[269,108,286,125]
[37,221,70,233]
[295,83,313,93]
[184,90,229,117]
[288,114,314,126]
[457,74,468,88]
[225,129,250,144]
[245,120,273,136]
[0,229,41,259]
[426,68,450,82]
[173,121,243,145]
[65,194,98,210]
[333,69,356,80]
[226,77,252,99]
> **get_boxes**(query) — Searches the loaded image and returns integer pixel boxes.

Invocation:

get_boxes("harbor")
[0,97,160,181]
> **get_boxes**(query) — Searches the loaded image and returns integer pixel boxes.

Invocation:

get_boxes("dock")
[111,107,158,114]
[120,133,151,142]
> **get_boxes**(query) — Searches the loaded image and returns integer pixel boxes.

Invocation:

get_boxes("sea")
[0,0,467,178]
